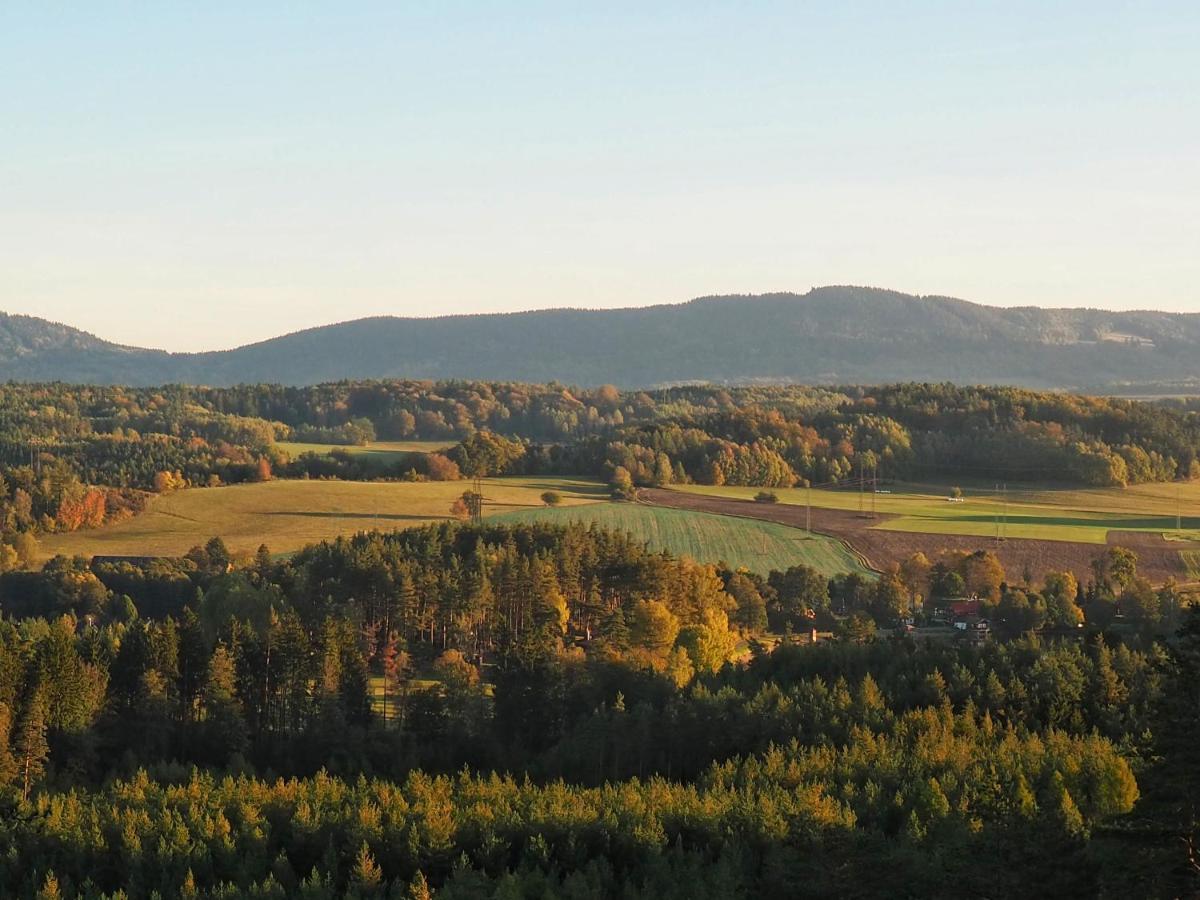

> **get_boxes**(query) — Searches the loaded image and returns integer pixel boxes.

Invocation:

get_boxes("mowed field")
[492,502,873,577]
[39,477,606,561]
[275,440,455,468]
[669,481,1200,545]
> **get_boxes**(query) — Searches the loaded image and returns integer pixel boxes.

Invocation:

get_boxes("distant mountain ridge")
[8,287,1200,388]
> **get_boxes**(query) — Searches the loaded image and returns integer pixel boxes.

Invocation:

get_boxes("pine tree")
[351,841,383,894]
[15,689,49,801]
[406,871,432,900]
[180,869,198,899]
[0,702,17,786]
[35,871,61,900]
[1134,606,1200,892]
[178,608,209,726]
[395,571,418,639]
[299,865,335,900]
[254,543,274,583]
[201,644,247,763]
[597,606,630,652]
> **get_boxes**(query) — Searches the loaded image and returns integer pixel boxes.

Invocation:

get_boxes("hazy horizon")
[4,3,1198,351]
[14,284,1200,356]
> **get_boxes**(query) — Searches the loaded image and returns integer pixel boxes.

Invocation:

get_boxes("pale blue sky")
[2,2,1198,350]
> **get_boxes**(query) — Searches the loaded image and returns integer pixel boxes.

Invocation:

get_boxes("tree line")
[2,378,1199,625]
[9,380,1200,497]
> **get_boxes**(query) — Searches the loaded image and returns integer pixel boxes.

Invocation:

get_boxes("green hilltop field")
[493,501,872,577]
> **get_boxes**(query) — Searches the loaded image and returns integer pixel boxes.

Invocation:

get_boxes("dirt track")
[639,488,1189,585]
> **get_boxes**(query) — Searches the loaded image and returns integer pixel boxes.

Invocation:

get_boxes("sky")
[2,2,1198,352]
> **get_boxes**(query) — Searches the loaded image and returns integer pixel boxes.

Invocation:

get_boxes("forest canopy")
[0,519,1195,896]
[3,380,1200,894]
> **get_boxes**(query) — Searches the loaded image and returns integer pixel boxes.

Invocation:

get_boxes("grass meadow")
[40,476,606,561]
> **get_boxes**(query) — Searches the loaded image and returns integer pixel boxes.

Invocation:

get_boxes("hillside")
[9,287,1200,388]
[0,312,177,383]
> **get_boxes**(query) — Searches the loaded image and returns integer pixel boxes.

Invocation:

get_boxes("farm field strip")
[39,476,607,561]
[670,483,1200,545]
[640,487,1192,585]
[491,501,873,577]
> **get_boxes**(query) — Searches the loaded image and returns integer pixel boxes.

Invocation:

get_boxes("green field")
[275,440,456,467]
[492,501,873,577]
[672,481,1200,545]
[40,477,606,562]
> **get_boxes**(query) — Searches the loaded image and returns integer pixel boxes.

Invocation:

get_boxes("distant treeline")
[442,383,1200,490]
[3,381,1200,550]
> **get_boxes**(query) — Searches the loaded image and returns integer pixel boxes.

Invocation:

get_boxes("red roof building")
[950,599,981,619]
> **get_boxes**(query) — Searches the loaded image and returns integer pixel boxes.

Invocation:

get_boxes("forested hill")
[9,286,1200,387]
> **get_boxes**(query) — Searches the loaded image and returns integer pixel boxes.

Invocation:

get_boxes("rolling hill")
[9,287,1200,388]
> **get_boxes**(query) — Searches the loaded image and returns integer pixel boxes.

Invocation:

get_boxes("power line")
[871,458,878,519]
[858,459,865,517]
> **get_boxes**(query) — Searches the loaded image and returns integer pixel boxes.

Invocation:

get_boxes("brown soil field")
[640,488,1190,585]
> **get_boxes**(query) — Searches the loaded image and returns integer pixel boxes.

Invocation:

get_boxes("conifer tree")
[0,702,16,786]
[351,842,383,894]
[35,871,61,900]
[15,689,49,801]
[598,605,631,652]
[1134,606,1200,892]
[406,871,433,900]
